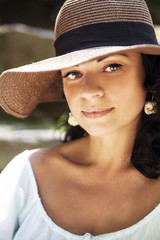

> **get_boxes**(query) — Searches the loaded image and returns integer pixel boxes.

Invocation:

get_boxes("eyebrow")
[97,53,129,62]
[73,53,129,67]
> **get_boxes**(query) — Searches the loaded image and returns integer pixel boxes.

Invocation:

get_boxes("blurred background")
[0,0,160,170]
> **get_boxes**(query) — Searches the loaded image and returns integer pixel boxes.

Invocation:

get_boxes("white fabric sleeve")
[0,154,26,240]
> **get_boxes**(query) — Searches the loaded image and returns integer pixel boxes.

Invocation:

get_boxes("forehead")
[97,53,129,62]
[61,51,142,71]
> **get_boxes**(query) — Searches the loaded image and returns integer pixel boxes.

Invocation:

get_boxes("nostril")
[81,89,104,99]
[80,85,104,99]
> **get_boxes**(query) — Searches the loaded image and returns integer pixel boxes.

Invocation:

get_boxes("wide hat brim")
[0,44,160,118]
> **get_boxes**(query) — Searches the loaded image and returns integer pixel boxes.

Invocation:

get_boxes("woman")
[0,0,160,239]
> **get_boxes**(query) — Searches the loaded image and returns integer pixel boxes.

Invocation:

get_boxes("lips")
[82,108,114,119]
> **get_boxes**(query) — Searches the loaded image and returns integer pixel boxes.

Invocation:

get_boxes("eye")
[62,71,82,80]
[105,64,123,72]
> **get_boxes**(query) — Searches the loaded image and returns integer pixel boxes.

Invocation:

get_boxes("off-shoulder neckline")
[24,150,160,240]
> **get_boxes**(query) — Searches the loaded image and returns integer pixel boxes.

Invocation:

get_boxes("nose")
[80,73,105,99]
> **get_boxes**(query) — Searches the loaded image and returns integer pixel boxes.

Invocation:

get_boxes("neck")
[86,124,138,172]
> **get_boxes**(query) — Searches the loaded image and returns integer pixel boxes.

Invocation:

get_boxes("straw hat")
[0,0,160,118]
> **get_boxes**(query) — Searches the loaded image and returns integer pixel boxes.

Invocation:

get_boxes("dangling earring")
[144,92,157,115]
[68,112,79,126]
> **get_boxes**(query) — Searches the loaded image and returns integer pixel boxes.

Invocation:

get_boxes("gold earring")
[144,92,157,115]
[68,112,79,126]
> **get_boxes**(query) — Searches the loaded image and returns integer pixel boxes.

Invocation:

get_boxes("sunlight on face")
[61,51,146,136]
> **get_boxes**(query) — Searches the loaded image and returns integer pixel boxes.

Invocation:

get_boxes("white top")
[0,150,160,240]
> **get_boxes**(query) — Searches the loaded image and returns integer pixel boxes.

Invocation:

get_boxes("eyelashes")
[62,71,82,80]
[63,72,82,79]
[62,63,123,80]
[105,64,123,72]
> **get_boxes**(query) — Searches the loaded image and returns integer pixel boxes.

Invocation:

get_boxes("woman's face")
[61,51,146,136]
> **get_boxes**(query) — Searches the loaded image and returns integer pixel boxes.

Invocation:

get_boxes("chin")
[79,120,115,136]
[84,126,114,136]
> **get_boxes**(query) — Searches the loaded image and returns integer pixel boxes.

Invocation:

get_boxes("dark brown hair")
[64,54,160,179]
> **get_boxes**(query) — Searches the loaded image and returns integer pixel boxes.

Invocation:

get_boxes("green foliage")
[56,111,69,132]
[0,0,159,130]
[0,102,68,129]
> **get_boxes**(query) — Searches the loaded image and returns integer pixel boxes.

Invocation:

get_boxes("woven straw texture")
[0,70,63,118]
[55,0,153,40]
[0,0,160,118]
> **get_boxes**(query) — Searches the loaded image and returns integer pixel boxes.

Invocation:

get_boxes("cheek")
[63,83,80,110]
[110,73,146,115]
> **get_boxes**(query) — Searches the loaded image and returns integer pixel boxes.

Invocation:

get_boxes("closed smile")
[82,108,114,119]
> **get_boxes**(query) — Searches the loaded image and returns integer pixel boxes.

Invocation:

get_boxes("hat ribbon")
[54,22,158,56]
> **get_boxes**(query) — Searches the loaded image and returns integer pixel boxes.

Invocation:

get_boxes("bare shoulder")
[29,136,88,182]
